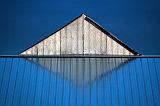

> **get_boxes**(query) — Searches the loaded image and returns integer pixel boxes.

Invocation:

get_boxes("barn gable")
[20,14,139,55]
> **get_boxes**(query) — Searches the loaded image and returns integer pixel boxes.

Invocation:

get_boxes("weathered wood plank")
[26,48,31,55]
[89,22,95,54]
[95,27,101,54]
[117,43,123,55]
[77,16,84,54]
[123,48,130,55]
[101,32,107,54]
[84,20,90,54]
[71,20,78,54]
[53,35,56,54]
[66,24,72,54]
[47,36,54,55]
[55,32,60,55]
[60,28,67,54]
[44,39,48,55]
[107,36,112,55]
[113,40,118,55]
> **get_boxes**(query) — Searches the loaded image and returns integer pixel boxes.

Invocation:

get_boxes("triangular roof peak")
[20,14,140,55]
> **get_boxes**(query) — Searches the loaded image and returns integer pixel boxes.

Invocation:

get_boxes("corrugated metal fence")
[0,56,159,106]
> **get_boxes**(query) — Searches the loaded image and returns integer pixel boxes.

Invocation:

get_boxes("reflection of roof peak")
[27,57,132,87]
[20,13,140,55]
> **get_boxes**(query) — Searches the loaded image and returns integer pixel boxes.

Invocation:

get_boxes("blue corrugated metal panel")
[0,57,159,106]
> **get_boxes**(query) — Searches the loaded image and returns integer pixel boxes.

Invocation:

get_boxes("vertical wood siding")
[21,15,134,55]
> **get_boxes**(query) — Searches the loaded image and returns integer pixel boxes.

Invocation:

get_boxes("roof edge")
[19,14,84,54]
[84,15,140,55]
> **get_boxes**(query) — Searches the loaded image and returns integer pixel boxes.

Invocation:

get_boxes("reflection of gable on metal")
[20,14,139,55]
[29,58,132,86]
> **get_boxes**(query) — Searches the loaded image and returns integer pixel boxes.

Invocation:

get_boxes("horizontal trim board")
[0,55,160,58]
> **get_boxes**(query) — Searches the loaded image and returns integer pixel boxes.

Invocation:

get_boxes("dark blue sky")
[0,0,160,55]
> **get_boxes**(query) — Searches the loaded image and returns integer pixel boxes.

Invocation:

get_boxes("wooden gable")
[20,14,139,55]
